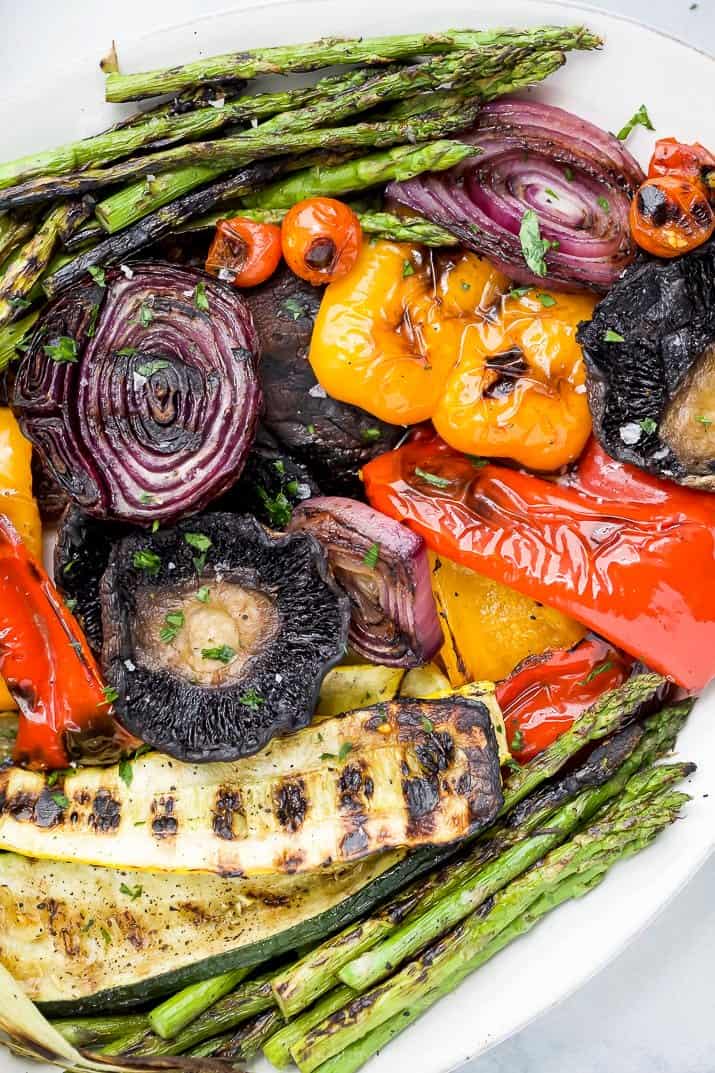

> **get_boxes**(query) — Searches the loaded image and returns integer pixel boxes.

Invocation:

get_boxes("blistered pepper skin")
[363,435,715,691]
[310,240,595,468]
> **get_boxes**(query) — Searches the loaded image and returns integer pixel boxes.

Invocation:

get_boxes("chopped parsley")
[184,531,212,571]
[282,297,308,320]
[116,346,138,357]
[604,329,625,343]
[50,791,69,809]
[696,415,713,426]
[102,685,119,705]
[306,423,316,435]
[118,757,133,787]
[338,741,354,762]
[508,286,531,299]
[361,427,382,443]
[120,883,143,900]
[564,167,575,181]
[196,585,211,603]
[421,716,434,733]
[43,336,78,363]
[100,927,112,947]
[257,486,292,528]
[151,520,160,533]
[138,302,154,328]
[538,293,556,308]
[201,645,236,664]
[194,281,210,312]
[285,479,299,496]
[64,597,78,612]
[617,104,655,141]
[597,195,611,213]
[414,467,452,488]
[139,492,154,504]
[581,660,615,686]
[519,209,556,277]
[132,549,161,575]
[469,456,488,468]
[363,542,380,569]
[544,187,560,200]
[510,728,525,752]
[402,260,415,277]
[136,359,169,377]
[160,611,185,644]
[81,918,95,934]
[461,281,471,291]
[273,459,285,475]
[639,417,658,435]
[9,296,31,311]
[88,266,106,287]
[239,688,264,710]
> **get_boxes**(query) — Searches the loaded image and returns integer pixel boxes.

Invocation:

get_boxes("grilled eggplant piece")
[0,691,503,876]
[54,506,133,654]
[244,266,403,496]
[578,239,715,488]
[101,513,349,762]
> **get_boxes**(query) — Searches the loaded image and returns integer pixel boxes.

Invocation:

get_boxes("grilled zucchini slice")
[0,693,502,876]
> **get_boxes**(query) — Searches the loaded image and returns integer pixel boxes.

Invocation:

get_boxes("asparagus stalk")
[0,69,373,191]
[0,212,34,262]
[291,785,688,1072]
[262,683,674,1021]
[94,45,564,233]
[148,966,252,1040]
[241,142,474,211]
[211,1007,284,1061]
[0,98,488,210]
[0,202,85,327]
[310,870,611,1073]
[0,308,39,370]
[42,158,287,298]
[339,758,694,991]
[51,1014,149,1048]
[183,206,459,246]
[264,987,355,1069]
[104,25,601,101]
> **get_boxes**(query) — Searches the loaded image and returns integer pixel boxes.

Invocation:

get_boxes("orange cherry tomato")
[629,174,715,257]
[281,197,362,285]
[648,136,715,179]
[205,217,282,287]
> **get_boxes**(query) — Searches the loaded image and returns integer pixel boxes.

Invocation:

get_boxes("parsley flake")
[414,467,452,488]
[402,260,415,277]
[88,266,106,287]
[196,586,211,603]
[239,688,264,710]
[120,882,143,900]
[363,542,380,569]
[544,187,560,200]
[64,597,78,612]
[50,791,69,809]
[338,742,354,762]
[160,611,185,644]
[102,685,119,705]
[604,329,625,343]
[257,486,292,528]
[136,359,169,377]
[194,281,210,312]
[508,286,531,299]
[538,293,556,308]
[639,417,658,435]
[617,104,655,141]
[43,336,78,363]
[184,531,212,571]
[133,549,161,575]
[361,427,382,443]
[597,195,611,213]
[282,297,308,320]
[564,167,575,181]
[118,757,133,787]
[421,716,434,733]
[580,660,615,685]
[697,414,713,426]
[202,645,236,664]
[116,346,138,357]
[138,302,154,328]
[519,210,556,277]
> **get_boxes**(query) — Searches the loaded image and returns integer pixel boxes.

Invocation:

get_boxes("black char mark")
[212,788,244,841]
[275,778,308,833]
[151,795,178,838]
[89,789,121,832]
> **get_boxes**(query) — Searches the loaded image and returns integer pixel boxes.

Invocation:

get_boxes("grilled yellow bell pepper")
[429,552,586,685]
[0,407,41,711]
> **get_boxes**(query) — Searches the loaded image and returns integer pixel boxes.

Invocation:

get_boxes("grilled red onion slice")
[13,262,260,523]
[387,98,646,292]
[289,497,442,667]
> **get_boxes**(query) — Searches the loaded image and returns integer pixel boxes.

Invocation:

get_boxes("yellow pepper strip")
[0,407,42,711]
[310,239,596,469]
[429,551,585,686]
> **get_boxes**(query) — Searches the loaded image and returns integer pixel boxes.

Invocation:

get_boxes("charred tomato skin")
[100,513,350,763]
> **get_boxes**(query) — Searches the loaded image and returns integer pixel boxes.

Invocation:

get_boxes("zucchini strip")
[0,694,502,876]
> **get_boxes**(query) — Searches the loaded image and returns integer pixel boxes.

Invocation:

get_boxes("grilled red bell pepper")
[648,136,715,179]
[496,637,631,763]
[0,515,128,770]
[363,437,715,691]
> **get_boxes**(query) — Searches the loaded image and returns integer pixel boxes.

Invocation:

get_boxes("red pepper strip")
[363,438,715,691]
[496,637,630,763]
[648,136,715,179]
[0,515,128,770]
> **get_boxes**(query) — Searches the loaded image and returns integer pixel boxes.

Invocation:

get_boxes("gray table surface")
[5,1,715,1070]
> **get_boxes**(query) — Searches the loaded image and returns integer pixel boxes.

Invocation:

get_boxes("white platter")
[1,3,714,1072]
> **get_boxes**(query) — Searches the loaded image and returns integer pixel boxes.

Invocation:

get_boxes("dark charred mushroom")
[243,266,403,496]
[214,434,320,529]
[577,239,715,488]
[12,262,261,523]
[54,505,134,654]
[100,513,350,762]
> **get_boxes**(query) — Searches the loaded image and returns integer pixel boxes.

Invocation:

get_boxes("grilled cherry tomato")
[281,197,362,285]
[630,175,715,257]
[648,137,715,179]
[205,217,282,287]
[496,637,631,763]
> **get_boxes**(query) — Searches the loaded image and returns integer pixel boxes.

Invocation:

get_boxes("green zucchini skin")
[34,845,446,1018]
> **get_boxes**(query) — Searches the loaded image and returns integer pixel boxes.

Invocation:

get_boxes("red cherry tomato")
[630,174,715,258]
[648,136,715,179]
[496,638,631,764]
[281,197,362,285]
[205,217,282,287]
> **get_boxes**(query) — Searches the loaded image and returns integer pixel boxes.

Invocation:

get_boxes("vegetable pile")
[0,20,712,1073]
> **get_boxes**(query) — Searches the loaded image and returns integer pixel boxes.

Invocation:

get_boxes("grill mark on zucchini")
[89,790,121,833]
[213,788,245,841]
[275,779,309,833]
[151,796,178,838]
